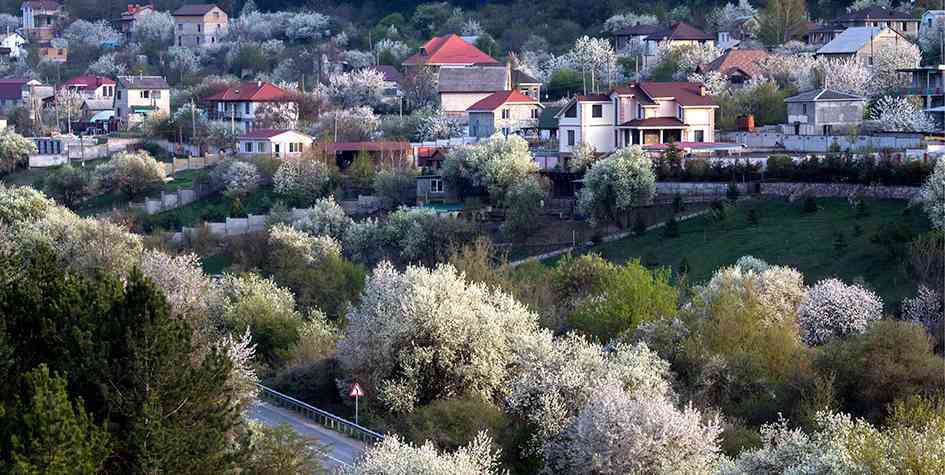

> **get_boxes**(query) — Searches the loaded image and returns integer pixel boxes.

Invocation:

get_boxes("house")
[364,65,403,99]
[38,46,66,62]
[236,129,313,159]
[21,0,66,43]
[0,32,27,59]
[0,78,45,108]
[61,75,115,98]
[896,65,944,131]
[80,98,114,120]
[538,106,561,141]
[466,90,542,139]
[401,34,499,69]
[696,49,769,85]
[613,24,662,56]
[205,81,298,131]
[172,4,228,47]
[437,64,510,117]
[783,88,866,136]
[803,23,846,46]
[512,69,542,100]
[116,3,154,42]
[556,82,718,156]
[644,22,715,54]
[834,7,919,37]
[715,15,759,51]
[816,26,913,62]
[921,10,945,36]
[115,75,170,127]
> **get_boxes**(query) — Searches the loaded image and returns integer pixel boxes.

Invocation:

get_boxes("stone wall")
[722,131,925,152]
[759,182,920,200]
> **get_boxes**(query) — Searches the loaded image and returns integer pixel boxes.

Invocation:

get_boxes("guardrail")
[255,384,385,444]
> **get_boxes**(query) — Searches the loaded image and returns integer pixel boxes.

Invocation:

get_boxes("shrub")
[399,398,510,453]
[577,146,656,225]
[726,182,740,201]
[802,195,818,213]
[43,164,90,208]
[502,176,545,242]
[273,158,334,207]
[373,168,418,207]
[93,150,165,199]
[798,278,883,345]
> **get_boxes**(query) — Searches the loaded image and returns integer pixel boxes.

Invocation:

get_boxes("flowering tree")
[918,159,944,230]
[341,50,375,69]
[220,161,260,199]
[288,196,353,239]
[687,71,730,97]
[166,46,200,83]
[139,250,213,321]
[93,150,165,199]
[0,130,37,173]
[603,12,658,33]
[870,96,935,132]
[416,108,464,141]
[273,158,333,206]
[374,39,411,63]
[698,256,807,327]
[902,285,943,336]
[86,52,127,77]
[819,57,871,97]
[131,10,174,53]
[757,54,819,90]
[847,0,891,11]
[269,223,343,264]
[285,11,330,41]
[570,36,617,92]
[313,107,380,142]
[442,134,538,203]
[546,380,724,474]
[649,41,722,80]
[55,88,84,132]
[342,432,502,474]
[63,19,121,50]
[577,145,656,225]
[401,66,438,110]
[337,262,540,413]
[323,69,387,109]
[869,41,921,95]
[797,278,883,345]
[707,0,759,33]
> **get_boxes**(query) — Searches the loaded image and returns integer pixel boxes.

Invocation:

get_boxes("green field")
[562,197,930,307]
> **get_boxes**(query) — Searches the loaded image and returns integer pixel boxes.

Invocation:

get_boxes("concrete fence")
[129,188,201,214]
[158,154,223,175]
[722,131,925,153]
[654,181,920,200]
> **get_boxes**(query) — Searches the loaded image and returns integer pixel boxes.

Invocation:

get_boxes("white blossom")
[870,95,936,132]
[570,36,618,91]
[132,10,174,50]
[846,0,891,11]
[323,69,387,109]
[707,0,758,33]
[374,39,411,62]
[416,108,464,141]
[87,52,127,77]
[442,133,538,203]
[313,107,380,142]
[919,159,945,229]
[63,20,121,50]
[797,278,883,345]
[273,158,333,201]
[341,50,375,69]
[902,285,943,333]
[220,161,260,197]
[577,145,656,224]
[344,432,502,474]
[461,19,483,36]
[337,262,540,413]
[215,327,258,409]
[650,41,722,80]
[688,71,730,97]
[603,12,658,34]
[269,223,342,263]
[285,11,330,41]
[289,196,353,239]
[139,250,213,321]
[698,256,807,327]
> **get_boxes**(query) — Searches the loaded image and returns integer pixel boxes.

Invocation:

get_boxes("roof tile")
[402,34,499,66]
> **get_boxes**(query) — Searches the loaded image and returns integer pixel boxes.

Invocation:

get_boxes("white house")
[206,81,297,132]
[556,82,719,156]
[236,129,313,159]
[115,75,170,127]
[0,32,27,59]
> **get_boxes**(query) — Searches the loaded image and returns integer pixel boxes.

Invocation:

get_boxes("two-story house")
[437,65,510,118]
[236,129,314,159]
[897,65,944,131]
[206,81,298,132]
[114,75,170,127]
[834,7,919,37]
[612,23,662,57]
[0,32,27,59]
[116,3,154,43]
[556,82,718,155]
[60,75,115,98]
[784,89,866,136]
[816,26,913,63]
[172,4,228,47]
[21,0,66,43]
[467,90,542,138]
[696,49,769,85]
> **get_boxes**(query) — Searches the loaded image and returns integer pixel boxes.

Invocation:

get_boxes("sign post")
[349,383,365,425]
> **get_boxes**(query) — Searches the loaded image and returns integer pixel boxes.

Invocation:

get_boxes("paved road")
[248,400,366,469]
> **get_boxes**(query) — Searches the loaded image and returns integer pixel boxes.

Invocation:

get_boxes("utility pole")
[191,98,197,155]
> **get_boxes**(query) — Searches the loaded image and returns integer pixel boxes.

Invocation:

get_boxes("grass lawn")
[561,197,930,307]
[163,169,209,193]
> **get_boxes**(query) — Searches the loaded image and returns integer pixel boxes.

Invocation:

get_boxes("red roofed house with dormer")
[402,34,500,69]
[467,90,543,138]
[206,81,298,132]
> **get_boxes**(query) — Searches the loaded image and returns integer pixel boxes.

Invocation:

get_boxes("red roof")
[0,79,32,100]
[575,94,611,102]
[367,65,403,83]
[698,49,769,79]
[402,34,499,66]
[206,81,290,102]
[238,129,292,139]
[467,90,538,111]
[60,75,115,91]
[637,81,716,107]
[645,22,715,42]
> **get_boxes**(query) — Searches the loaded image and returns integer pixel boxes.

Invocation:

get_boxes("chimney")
[700,85,707,96]
[257,80,261,87]
[506,61,512,90]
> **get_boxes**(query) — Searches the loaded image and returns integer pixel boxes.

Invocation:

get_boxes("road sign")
[349,383,364,398]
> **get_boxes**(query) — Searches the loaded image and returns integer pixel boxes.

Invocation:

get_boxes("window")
[531,108,539,119]
[502,127,510,136]
[564,105,576,118]
[140,90,149,99]
[567,129,575,146]
[178,23,183,30]
[197,24,202,33]
[430,178,443,193]
[637,104,643,119]
[802,103,807,115]
[694,130,704,142]
[116,90,122,100]
[244,102,250,114]
[592,104,602,118]
[244,141,252,153]
[257,141,265,153]
[677,105,683,120]
[274,144,280,154]
[178,36,182,46]
[501,108,510,119]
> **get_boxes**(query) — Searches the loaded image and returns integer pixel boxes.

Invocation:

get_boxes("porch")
[616,126,684,147]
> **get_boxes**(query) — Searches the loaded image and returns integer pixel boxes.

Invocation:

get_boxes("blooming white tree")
[343,432,502,474]
[416,108,464,141]
[869,41,921,95]
[919,15,944,63]
[461,18,483,36]
[567,142,599,172]
[603,12,658,33]
[86,52,127,77]
[707,0,759,33]
[63,19,121,49]
[220,161,260,198]
[870,96,936,132]
[288,196,353,239]
[650,41,722,80]
[820,57,871,97]
[577,145,656,225]
[546,380,724,474]
[215,327,259,410]
[273,158,333,203]
[698,256,807,327]
[846,0,891,11]
[757,54,819,90]
[139,250,213,321]
[341,50,375,69]
[918,158,944,229]
[93,150,166,199]
[313,107,380,142]
[902,285,943,335]
[374,39,411,63]
[570,36,618,92]
[0,130,37,173]
[167,46,200,81]
[132,10,174,52]
[688,70,730,97]
[323,69,387,109]
[285,11,330,41]
[797,278,883,345]
[442,133,538,203]
[336,262,540,413]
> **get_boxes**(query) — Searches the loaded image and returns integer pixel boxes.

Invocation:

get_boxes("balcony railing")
[898,87,944,96]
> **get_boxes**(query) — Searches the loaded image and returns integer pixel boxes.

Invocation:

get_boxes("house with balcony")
[205,81,298,132]
[173,4,228,47]
[897,65,944,131]
[783,89,866,136]
[556,82,718,156]
[816,26,913,62]
[116,3,154,42]
[61,75,115,98]
[236,129,313,159]
[115,75,170,127]
[467,90,542,139]
[437,64,510,118]
[21,0,66,43]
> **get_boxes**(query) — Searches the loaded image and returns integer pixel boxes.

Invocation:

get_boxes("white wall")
[440,92,492,114]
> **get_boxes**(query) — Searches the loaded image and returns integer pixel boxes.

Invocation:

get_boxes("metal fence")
[255,384,385,444]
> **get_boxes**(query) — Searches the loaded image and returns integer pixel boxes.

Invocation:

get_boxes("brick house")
[172,4,228,47]
[467,90,542,138]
